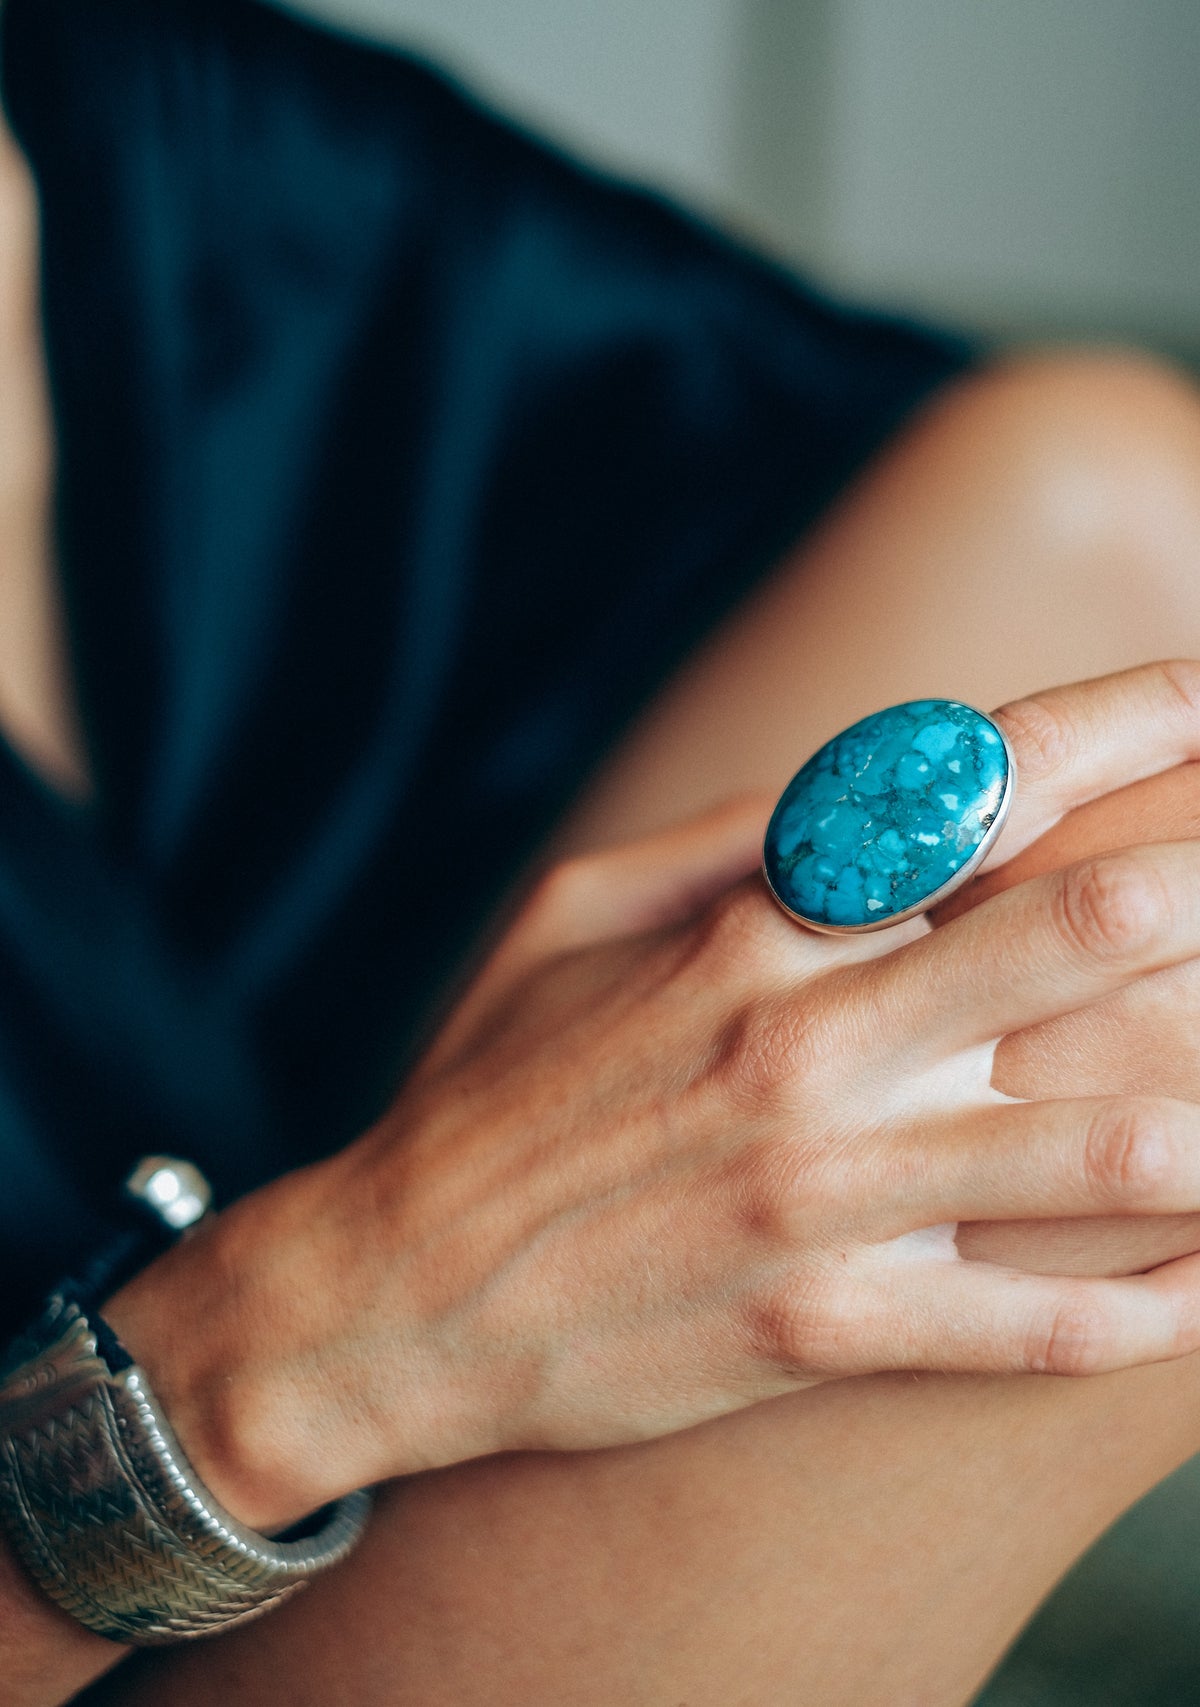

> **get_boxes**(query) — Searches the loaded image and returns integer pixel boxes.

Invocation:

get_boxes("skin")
[0,113,85,796]
[954,760,1200,1278]
[98,700,1200,1707]
[101,492,1200,1707]
[5,52,1200,1707]
[98,701,1200,1528]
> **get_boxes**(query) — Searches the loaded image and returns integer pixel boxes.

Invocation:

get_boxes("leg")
[98,351,1200,1706]
[562,348,1200,849]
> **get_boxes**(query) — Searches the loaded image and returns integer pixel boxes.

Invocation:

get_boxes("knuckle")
[993,693,1078,786]
[1167,1303,1198,1362]
[690,881,780,976]
[1025,1290,1113,1377]
[526,856,596,925]
[708,996,827,1102]
[1156,657,1200,726]
[1055,853,1168,964]
[1083,1098,1176,1207]
[747,1270,847,1374]
[725,1134,847,1243]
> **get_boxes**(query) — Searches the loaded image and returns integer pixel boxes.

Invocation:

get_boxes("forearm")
[0,1158,413,1701]
[0,1209,268,1707]
[0,1530,126,1707]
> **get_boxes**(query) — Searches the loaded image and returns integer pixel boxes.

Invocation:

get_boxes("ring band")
[762,699,1015,933]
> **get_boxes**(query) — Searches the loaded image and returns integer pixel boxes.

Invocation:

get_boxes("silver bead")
[123,1157,213,1232]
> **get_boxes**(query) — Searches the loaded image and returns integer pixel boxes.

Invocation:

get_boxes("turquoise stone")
[763,700,1010,929]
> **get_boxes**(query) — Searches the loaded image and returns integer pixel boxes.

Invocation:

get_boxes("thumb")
[530,793,774,950]
[425,796,770,1068]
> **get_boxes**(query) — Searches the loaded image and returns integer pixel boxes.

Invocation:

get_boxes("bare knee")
[928,347,1200,580]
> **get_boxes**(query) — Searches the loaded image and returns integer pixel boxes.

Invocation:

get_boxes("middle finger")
[849,839,1200,1054]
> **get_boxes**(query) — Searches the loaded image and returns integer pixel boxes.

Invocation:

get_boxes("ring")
[762,699,1015,933]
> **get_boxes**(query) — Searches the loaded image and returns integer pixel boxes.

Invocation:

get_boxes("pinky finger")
[833,1250,1200,1379]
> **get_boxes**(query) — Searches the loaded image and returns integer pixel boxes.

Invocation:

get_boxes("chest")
[0,129,87,799]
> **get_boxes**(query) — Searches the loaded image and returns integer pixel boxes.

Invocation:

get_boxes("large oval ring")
[762,699,1016,933]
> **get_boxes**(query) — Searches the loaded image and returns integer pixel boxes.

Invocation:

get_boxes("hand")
[107,661,1200,1536]
[945,752,1200,1275]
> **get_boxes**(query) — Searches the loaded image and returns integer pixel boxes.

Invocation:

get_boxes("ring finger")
[866,1094,1200,1236]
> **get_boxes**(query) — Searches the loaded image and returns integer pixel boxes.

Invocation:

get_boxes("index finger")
[985,660,1200,872]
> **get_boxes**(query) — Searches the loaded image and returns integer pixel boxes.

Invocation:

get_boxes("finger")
[858,839,1200,1051]
[834,1249,1200,1378]
[526,794,773,951]
[425,796,770,1067]
[956,1210,1200,1281]
[871,1096,1200,1233]
[986,659,1200,871]
[933,761,1200,926]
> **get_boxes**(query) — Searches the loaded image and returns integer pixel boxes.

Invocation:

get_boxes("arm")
[84,676,1200,1707]
[9,664,1200,1704]
[0,1536,125,1706]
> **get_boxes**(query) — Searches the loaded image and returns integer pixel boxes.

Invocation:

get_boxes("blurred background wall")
[279,0,1200,367]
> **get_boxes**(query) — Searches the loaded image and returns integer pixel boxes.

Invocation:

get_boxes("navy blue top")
[0,0,972,1336]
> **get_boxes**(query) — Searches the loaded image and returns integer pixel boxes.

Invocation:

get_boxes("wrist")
[102,1146,503,1531]
[1,1282,371,1648]
[102,1160,360,1532]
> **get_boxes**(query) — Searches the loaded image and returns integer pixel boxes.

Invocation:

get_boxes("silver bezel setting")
[762,707,1017,935]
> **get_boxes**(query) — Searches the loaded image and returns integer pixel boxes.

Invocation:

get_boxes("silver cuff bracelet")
[0,1156,371,1646]
[0,1291,372,1645]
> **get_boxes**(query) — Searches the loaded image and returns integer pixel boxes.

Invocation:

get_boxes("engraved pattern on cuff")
[0,1295,371,1645]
